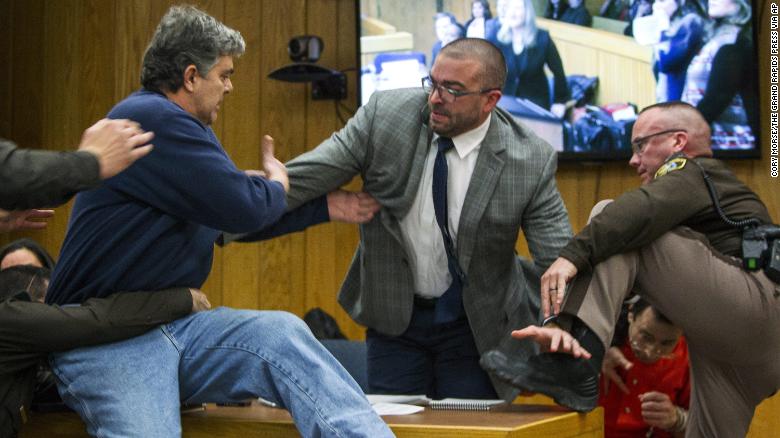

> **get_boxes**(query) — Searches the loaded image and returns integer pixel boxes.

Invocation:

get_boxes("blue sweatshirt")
[47,90,325,305]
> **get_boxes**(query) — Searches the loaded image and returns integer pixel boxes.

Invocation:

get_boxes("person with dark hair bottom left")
[599,296,690,437]
[0,239,56,271]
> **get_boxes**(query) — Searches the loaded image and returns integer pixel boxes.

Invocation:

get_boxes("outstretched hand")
[540,257,578,318]
[260,135,289,193]
[0,209,54,232]
[511,325,591,359]
[327,190,380,223]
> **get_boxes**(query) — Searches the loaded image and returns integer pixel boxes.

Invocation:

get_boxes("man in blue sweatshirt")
[45,5,391,438]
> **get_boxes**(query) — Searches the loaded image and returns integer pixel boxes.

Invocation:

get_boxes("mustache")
[430,103,450,117]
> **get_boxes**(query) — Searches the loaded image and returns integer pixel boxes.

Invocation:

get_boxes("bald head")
[639,102,713,158]
[630,102,714,184]
[439,38,507,90]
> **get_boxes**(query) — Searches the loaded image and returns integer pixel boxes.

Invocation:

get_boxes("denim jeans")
[50,307,393,438]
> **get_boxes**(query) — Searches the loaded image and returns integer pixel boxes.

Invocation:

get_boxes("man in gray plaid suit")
[239,38,572,400]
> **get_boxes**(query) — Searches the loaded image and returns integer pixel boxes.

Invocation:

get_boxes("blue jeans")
[50,307,392,438]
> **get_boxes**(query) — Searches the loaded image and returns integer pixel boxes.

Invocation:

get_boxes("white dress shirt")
[399,114,491,298]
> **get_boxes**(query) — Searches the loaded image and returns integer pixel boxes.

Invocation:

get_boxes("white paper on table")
[371,402,425,416]
[366,394,430,405]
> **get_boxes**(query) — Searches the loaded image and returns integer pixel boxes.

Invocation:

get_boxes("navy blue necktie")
[432,137,466,324]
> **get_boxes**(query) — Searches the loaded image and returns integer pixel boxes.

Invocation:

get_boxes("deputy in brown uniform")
[482,101,780,437]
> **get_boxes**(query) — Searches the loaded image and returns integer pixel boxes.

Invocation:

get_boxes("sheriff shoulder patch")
[654,157,687,179]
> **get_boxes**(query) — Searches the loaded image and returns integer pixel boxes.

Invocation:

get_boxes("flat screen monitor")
[356,0,761,162]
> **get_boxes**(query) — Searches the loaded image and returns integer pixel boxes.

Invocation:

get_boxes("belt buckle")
[413,295,438,309]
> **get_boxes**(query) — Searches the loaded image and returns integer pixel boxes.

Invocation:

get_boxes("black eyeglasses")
[629,336,676,359]
[631,128,686,154]
[421,76,499,103]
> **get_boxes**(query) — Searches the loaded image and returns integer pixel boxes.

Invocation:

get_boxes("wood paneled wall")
[1,0,778,340]
[1,0,778,433]
[1,0,778,341]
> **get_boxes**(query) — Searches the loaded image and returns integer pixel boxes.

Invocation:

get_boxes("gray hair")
[141,5,245,93]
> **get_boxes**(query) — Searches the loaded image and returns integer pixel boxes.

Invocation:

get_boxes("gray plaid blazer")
[286,88,572,398]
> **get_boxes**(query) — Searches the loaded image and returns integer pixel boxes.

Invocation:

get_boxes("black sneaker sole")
[481,351,597,412]
[498,361,597,412]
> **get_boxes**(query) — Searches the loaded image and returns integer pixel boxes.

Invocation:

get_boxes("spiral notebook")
[427,398,506,411]
[367,395,506,412]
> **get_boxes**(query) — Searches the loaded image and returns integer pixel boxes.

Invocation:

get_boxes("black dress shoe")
[481,319,604,412]
[480,349,599,412]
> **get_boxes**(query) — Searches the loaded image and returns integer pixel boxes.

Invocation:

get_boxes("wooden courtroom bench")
[20,401,604,437]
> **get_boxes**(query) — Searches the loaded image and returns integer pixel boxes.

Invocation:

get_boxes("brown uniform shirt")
[560,156,773,272]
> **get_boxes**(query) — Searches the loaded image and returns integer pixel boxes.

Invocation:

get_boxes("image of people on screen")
[358,0,760,156]
[432,12,465,65]
[651,0,706,103]
[681,0,756,149]
[465,0,494,38]
[547,0,593,27]
[495,0,569,117]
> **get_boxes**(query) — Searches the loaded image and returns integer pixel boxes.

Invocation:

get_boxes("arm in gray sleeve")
[522,149,574,271]
[0,139,100,210]
[284,92,378,209]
